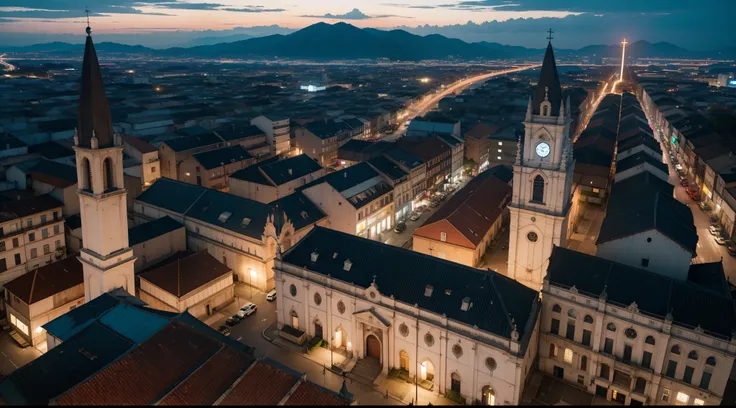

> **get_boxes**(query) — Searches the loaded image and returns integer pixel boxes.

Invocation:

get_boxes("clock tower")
[507,37,574,290]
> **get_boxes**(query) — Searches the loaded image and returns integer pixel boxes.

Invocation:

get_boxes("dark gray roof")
[383,148,424,170]
[599,171,697,255]
[304,121,350,140]
[282,227,540,352]
[260,154,322,186]
[532,42,562,116]
[215,125,265,141]
[137,178,323,239]
[616,151,668,176]
[367,156,407,182]
[302,162,392,210]
[192,145,253,170]
[128,216,184,247]
[164,133,222,152]
[546,246,735,339]
[272,192,327,231]
[77,34,114,149]
[29,142,75,159]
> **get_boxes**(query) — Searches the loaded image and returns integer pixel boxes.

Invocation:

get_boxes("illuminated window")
[694,398,705,406]
[498,149,502,153]
[676,392,689,404]
[497,156,502,160]
[498,142,503,146]
[9,313,28,336]
[564,348,573,364]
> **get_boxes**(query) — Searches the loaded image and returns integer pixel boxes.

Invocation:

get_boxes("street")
[644,109,736,280]
[0,330,41,376]
[0,54,17,72]
[382,64,542,142]
[204,284,406,405]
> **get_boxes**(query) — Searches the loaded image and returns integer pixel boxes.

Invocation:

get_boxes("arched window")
[706,357,716,367]
[481,385,495,406]
[670,345,681,355]
[450,372,462,394]
[584,315,594,324]
[688,351,699,361]
[567,309,577,318]
[552,304,561,313]
[290,310,299,330]
[400,350,410,371]
[532,175,545,203]
[82,158,92,192]
[645,336,656,345]
[103,157,114,191]
[542,105,549,116]
[607,323,616,332]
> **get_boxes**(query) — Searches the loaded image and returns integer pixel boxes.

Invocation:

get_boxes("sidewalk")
[375,374,458,406]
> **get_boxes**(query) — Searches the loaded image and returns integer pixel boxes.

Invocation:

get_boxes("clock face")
[536,142,551,158]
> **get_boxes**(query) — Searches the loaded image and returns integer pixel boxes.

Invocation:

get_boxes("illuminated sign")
[671,136,678,145]
[728,79,736,88]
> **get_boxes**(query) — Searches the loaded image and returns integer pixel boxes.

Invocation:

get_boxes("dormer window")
[343,259,352,271]
[461,296,472,311]
[310,251,319,262]
[425,285,433,297]
[218,211,232,223]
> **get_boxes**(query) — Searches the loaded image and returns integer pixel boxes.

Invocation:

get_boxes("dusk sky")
[0,0,732,49]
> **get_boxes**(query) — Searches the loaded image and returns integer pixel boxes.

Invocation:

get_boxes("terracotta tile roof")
[284,381,351,406]
[158,346,254,406]
[413,165,512,248]
[4,256,83,305]
[55,321,221,406]
[139,251,231,298]
[218,360,300,405]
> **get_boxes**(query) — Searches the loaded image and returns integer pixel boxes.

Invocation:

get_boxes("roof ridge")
[28,268,39,304]
[488,273,515,335]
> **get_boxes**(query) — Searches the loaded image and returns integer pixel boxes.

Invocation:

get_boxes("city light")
[126,69,135,74]
[419,77,430,83]
[155,87,161,92]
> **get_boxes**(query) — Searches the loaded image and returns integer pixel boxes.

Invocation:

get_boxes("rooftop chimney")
[310,251,319,262]
[343,259,353,271]
[288,168,293,176]
[424,285,433,297]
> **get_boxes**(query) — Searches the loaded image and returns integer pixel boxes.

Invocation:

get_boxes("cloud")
[152,2,224,10]
[381,3,439,8]
[220,7,285,13]
[437,0,721,13]
[301,8,405,20]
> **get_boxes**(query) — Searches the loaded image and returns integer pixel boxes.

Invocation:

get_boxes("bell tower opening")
[103,157,114,191]
[82,158,92,192]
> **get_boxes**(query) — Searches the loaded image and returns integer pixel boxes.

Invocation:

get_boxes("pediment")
[353,307,391,329]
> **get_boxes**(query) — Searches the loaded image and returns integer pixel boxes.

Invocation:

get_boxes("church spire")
[532,29,562,116]
[77,12,115,149]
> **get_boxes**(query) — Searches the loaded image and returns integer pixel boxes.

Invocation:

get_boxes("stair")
[8,329,30,348]
[348,357,381,387]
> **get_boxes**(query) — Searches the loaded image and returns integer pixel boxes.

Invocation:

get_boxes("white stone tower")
[507,34,574,290]
[75,21,135,302]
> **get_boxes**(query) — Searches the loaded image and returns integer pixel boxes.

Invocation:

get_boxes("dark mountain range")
[2,23,730,61]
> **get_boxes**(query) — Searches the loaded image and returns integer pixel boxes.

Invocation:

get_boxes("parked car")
[225,315,241,326]
[429,200,439,208]
[237,302,257,317]
[266,289,277,302]
[698,202,711,212]
[394,223,407,233]
[409,212,421,221]
[687,190,701,201]
[218,325,231,336]
[727,244,736,257]
[709,225,723,236]
[715,235,727,245]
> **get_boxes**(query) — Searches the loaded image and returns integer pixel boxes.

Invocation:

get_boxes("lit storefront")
[357,208,393,240]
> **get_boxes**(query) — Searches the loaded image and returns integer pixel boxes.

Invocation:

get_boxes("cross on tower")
[372,274,377,285]
[546,28,554,42]
[85,6,91,35]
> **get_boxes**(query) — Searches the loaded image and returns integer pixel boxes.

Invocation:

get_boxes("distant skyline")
[0,0,732,50]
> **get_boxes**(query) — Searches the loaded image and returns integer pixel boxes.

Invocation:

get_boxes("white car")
[266,289,277,302]
[675,163,683,170]
[409,212,421,221]
[237,302,257,317]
